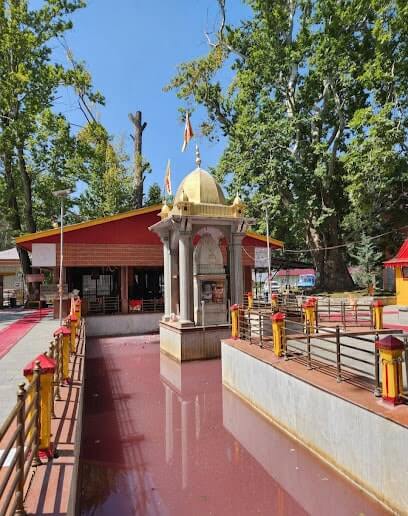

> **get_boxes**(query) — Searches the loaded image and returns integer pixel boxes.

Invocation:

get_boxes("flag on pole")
[164,159,172,195]
[181,112,194,152]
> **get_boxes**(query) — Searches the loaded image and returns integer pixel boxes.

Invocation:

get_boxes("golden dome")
[174,168,226,206]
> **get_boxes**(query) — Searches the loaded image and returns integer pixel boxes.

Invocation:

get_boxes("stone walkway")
[0,311,59,424]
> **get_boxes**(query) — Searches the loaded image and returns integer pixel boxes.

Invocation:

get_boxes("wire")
[281,225,408,254]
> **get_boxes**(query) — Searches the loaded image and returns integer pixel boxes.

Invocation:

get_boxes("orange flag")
[181,112,194,152]
[164,159,172,195]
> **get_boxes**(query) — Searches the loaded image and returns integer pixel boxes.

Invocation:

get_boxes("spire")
[195,144,201,168]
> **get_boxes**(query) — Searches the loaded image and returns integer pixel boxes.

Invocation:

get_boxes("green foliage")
[145,182,163,206]
[167,0,408,290]
[76,124,133,219]
[349,234,383,288]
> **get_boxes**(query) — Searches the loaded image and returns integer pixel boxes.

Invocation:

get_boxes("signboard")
[255,247,269,268]
[26,273,45,283]
[32,243,56,267]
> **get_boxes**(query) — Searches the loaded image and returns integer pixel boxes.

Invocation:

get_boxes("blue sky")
[54,0,251,197]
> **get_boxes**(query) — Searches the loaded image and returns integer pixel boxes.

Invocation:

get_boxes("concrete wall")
[160,322,230,361]
[86,313,162,337]
[221,342,408,514]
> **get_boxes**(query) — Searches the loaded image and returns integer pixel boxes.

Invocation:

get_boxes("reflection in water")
[79,335,388,516]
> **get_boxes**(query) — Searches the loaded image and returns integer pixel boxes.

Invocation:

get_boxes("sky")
[54,0,251,196]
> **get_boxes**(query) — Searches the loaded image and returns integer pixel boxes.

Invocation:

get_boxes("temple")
[150,147,253,360]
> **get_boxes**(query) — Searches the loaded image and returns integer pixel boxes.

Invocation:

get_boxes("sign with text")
[32,243,56,267]
[26,273,45,283]
[254,247,269,268]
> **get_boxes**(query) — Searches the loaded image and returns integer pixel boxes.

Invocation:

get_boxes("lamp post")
[52,189,71,325]
[262,201,272,304]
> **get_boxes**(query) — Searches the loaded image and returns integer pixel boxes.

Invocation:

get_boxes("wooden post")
[120,266,129,314]
[15,383,26,515]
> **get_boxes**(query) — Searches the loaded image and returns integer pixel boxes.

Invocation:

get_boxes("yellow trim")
[245,231,283,248]
[15,204,162,245]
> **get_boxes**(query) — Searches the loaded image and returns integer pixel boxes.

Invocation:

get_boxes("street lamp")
[52,189,71,325]
[262,200,272,304]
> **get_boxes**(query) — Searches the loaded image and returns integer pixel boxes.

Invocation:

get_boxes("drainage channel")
[77,334,389,516]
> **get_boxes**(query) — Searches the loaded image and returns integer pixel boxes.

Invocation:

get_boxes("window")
[402,267,408,279]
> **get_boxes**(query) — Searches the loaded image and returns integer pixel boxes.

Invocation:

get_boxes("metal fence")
[0,317,85,515]
[235,305,407,396]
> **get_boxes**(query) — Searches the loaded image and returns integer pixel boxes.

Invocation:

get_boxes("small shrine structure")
[149,148,253,361]
[384,238,408,304]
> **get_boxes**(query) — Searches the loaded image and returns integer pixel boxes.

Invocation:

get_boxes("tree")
[129,111,150,208]
[76,123,133,219]
[145,182,162,206]
[0,0,103,296]
[349,234,383,289]
[166,0,408,291]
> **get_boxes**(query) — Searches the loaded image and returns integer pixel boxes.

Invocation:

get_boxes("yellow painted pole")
[54,326,71,384]
[271,312,286,357]
[230,304,239,339]
[271,293,279,309]
[303,300,316,335]
[247,291,254,311]
[376,336,404,404]
[372,300,383,330]
[23,353,57,459]
[68,313,78,353]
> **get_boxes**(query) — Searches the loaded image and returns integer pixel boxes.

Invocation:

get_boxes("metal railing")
[85,295,119,314]
[234,305,407,397]
[0,316,85,515]
[0,369,41,515]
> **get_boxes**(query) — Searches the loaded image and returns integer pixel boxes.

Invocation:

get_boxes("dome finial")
[195,144,201,168]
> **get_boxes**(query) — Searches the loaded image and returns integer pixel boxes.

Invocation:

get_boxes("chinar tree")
[166,0,408,290]
[0,0,103,289]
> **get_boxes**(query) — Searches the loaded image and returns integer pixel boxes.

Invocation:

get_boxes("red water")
[79,335,389,516]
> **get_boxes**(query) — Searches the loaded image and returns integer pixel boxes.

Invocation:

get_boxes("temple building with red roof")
[15,204,283,334]
[384,239,408,304]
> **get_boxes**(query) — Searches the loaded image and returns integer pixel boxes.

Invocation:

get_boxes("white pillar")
[162,234,172,320]
[231,233,244,305]
[179,232,192,323]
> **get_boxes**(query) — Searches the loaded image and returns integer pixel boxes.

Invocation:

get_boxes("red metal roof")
[384,239,408,268]
[16,205,283,252]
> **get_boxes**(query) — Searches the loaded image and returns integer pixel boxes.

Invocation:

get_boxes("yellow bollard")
[68,313,78,353]
[247,291,254,311]
[271,293,279,309]
[372,300,383,330]
[271,312,286,357]
[74,298,82,319]
[376,336,404,404]
[54,326,71,384]
[23,354,57,459]
[230,304,239,339]
[303,300,316,334]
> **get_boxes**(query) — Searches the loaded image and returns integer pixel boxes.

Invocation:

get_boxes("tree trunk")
[17,143,36,233]
[307,216,354,292]
[129,111,147,208]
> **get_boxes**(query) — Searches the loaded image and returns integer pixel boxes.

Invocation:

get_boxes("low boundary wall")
[221,341,408,514]
[86,313,162,337]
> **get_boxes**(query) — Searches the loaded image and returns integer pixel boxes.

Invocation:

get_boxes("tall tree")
[129,111,150,208]
[166,0,408,290]
[0,0,103,292]
[77,123,133,219]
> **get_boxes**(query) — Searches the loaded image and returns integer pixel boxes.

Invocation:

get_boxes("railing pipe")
[336,325,341,382]
[374,334,381,397]
[15,383,26,515]
[307,328,311,369]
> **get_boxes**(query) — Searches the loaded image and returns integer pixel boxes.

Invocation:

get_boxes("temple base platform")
[160,320,230,361]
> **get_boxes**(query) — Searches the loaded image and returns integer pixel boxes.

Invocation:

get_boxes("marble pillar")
[162,234,172,320]
[230,233,245,305]
[179,231,193,323]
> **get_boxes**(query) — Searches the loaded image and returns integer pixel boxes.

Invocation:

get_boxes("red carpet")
[0,309,52,360]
